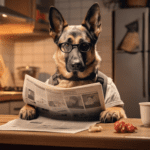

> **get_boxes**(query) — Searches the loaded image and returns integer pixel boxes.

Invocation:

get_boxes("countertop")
[0,115,150,149]
[0,92,22,101]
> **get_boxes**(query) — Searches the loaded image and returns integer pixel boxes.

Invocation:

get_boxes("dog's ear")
[82,3,101,44]
[49,6,68,43]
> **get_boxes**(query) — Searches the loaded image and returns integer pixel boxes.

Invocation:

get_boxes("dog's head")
[49,3,102,79]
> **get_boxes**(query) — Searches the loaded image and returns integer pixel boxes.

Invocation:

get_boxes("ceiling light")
[2,14,7,17]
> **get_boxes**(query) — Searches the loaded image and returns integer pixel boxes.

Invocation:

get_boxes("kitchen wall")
[0,0,114,87]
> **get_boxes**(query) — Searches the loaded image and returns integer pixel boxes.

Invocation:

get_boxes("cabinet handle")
[14,107,22,111]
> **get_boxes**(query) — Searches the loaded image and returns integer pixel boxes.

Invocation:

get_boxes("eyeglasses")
[58,42,92,53]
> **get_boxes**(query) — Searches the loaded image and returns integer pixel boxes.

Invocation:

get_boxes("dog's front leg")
[100,107,127,123]
[19,104,38,120]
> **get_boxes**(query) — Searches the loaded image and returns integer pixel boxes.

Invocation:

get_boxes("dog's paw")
[99,107,127,123]
[100,110,120,123]
[19,104,37,120]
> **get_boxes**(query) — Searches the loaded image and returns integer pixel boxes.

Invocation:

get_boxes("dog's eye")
[61,43,72,52]
[65,43,70,47]
[80,43,91,52]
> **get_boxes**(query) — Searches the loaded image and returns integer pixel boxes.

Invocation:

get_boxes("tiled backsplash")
[0,0,114,86]
[14,38,57,86]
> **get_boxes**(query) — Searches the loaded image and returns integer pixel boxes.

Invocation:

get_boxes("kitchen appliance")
[0,0,52,36]
[0,5,34,24]
[113,8,150,118]
[17,66,40,80]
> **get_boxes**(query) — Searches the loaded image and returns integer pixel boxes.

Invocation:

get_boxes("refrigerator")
[113,8,150,118]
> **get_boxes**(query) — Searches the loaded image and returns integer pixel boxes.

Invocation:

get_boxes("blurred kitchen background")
[0,0,150,117]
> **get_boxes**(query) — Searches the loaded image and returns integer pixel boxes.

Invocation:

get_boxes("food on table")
[114,121,137,133]
[88,124,103,132]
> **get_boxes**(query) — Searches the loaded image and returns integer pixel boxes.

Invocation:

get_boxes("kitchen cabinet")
[0,102,9,114]
[5,0,35,19]
[10,101,24,115]
[1,0,54,36]
[0,100,24,115]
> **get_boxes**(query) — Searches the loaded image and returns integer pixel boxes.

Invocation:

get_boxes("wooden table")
[0,115,150,149]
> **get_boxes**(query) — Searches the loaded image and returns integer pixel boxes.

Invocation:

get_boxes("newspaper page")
[23,74,106,121]
[0,75,106,133]
[0,116,97,133]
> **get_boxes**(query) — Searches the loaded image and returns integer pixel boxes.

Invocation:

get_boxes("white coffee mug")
[139,102,150,127]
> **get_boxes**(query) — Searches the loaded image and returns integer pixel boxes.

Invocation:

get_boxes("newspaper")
[23,75,105,120]
[0,116,98,133]
[0,74,106,133]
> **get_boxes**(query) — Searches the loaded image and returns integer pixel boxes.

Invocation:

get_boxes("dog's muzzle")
[66,48,85,72]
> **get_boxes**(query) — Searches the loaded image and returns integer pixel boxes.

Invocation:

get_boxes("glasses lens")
[61,43,72,53]
[79,43,91,52]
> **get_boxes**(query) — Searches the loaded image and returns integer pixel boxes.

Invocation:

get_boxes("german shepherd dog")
[19,3,127,123]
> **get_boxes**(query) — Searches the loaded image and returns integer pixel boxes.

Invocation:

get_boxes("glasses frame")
[58,42,92,53]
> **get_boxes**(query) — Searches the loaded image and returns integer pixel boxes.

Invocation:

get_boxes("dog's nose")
[71,63,82,69]
[71,59,82,70]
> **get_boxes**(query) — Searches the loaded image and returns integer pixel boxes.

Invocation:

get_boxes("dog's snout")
[66,48,85,72]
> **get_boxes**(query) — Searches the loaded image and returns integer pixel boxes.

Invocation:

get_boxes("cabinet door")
[0,102,9,114]
[10,101,25,115]
[5,0,36,18]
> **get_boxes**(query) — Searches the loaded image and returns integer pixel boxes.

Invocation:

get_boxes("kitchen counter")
[0,91,22,101]
[0,115,150,149]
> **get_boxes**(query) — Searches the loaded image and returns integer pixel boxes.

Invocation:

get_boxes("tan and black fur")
[19,3,126,122]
